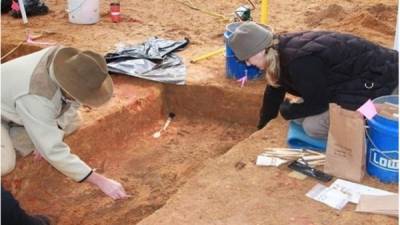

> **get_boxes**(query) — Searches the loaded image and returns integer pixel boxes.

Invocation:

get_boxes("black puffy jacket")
[258,31,398,129]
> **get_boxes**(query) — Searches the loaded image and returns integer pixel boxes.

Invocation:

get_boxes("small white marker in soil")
[152,131,161,138]
[152,113,176,139]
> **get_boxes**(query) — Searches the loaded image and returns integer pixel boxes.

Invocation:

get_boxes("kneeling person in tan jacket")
[1,46,128,200]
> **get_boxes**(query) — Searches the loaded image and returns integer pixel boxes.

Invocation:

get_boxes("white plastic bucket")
[68,0,100,24]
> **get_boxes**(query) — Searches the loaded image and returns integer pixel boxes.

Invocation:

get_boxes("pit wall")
[1,44,43,62]
[66,76,165,159]
[164,84,262,126]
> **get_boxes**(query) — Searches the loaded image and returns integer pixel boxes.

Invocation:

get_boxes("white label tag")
[256,155,288,167]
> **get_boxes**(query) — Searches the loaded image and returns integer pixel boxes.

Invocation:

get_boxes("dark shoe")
[32,215,51,225]
[1,0,13,13]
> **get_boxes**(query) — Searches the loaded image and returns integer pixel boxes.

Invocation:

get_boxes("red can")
[110,3,121,23]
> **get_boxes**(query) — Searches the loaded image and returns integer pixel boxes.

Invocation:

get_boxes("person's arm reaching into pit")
[15,95,129,200]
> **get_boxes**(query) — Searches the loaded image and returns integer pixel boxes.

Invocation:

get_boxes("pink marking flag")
[26,33,56,46]
[11,1,20,11]
[237,75,248,88]
[357,99,377,120]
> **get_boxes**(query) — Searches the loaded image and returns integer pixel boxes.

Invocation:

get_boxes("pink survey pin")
[237,75,248,88]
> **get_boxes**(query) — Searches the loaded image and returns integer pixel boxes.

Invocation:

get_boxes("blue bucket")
[224,22,262,80]
[366,95,399,183]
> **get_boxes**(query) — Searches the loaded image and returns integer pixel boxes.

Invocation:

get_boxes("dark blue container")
[224,22,262,80]
[366,95,398,183]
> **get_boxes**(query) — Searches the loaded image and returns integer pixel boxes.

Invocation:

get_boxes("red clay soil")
[2,82,255,224]
[1,0,399,224]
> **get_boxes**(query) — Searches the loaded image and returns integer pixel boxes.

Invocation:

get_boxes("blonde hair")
[264,38,280,87]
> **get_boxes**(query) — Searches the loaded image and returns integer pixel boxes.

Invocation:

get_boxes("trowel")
[153,113,176,138]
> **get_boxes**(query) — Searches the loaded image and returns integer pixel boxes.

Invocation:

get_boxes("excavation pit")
[2,0,398,224]
[1,44,261,225]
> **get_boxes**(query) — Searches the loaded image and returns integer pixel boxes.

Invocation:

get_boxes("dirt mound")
[366,3,397,22]
[305,3,396,41]
[359,12,395,36]
[305,4,346,27]
[338,3,396,37]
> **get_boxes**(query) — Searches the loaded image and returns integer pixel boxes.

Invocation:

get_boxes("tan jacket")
[1,47,92,182]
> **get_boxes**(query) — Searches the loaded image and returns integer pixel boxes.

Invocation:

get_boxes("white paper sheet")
[330,179,395,204]
[306,183,349,210]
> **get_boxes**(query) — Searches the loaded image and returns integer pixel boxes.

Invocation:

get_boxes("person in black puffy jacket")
[228,22,398,138]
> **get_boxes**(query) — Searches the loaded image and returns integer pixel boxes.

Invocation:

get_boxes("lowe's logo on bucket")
[369,148,398,172]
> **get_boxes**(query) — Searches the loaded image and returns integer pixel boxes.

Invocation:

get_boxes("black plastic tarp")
[105,37,189,85]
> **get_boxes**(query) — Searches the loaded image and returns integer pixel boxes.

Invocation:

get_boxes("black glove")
[257,116,269,130]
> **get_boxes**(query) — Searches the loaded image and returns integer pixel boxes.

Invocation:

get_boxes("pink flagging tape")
[357,99,377,120]
[27,34,56,46]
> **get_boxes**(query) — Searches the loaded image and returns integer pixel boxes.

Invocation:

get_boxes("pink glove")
[86,172,130,200]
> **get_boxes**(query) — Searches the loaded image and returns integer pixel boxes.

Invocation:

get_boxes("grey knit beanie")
[228,22,273,61]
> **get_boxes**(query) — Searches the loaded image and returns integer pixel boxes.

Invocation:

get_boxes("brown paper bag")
[324,103,366,182]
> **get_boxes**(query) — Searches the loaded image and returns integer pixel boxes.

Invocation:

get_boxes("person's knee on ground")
[6,112,82,158]
[9,126,35,157]
[1,123,16,176]
[301,111,329,139]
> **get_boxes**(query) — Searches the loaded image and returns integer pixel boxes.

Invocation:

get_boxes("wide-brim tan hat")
[49,47,113,107]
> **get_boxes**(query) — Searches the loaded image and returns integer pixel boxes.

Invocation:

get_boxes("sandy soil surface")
[2,0,398,88]
[1,0,398,224]
[137,118,398,225]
